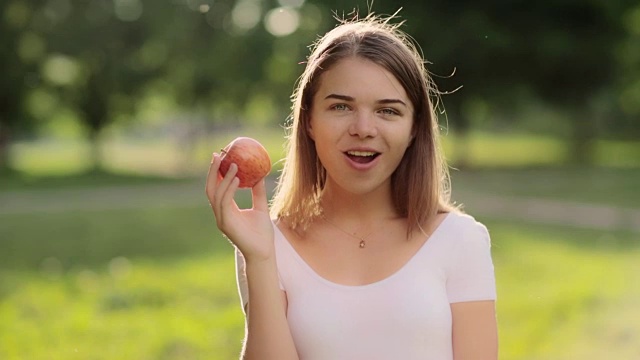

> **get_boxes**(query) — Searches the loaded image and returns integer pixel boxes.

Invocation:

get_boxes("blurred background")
[0,0,638,359]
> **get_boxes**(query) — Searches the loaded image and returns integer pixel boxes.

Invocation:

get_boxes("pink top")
[235,211,496,360]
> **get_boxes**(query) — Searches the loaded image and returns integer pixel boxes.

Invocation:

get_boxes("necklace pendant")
[359,240,365,248]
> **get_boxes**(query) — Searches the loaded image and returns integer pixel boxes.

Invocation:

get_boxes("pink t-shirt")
[235,211,496,360]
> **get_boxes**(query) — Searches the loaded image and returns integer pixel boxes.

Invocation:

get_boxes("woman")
[206,13,498,360]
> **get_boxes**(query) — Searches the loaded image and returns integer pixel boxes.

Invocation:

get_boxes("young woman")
[206,14,498,360]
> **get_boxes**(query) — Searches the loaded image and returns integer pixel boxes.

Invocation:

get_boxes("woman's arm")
[205,155,298,360]
[451,300,498,360]
[242,258,297,360]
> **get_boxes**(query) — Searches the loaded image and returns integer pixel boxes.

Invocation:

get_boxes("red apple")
[219,137,271,188]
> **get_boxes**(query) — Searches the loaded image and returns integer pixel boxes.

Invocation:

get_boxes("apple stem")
[220,149,227,155]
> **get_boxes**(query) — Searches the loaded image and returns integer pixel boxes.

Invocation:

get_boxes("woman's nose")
[348,111,378,138]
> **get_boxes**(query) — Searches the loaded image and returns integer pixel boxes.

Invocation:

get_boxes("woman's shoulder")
[446,210,486,226]
[440,210,490,244]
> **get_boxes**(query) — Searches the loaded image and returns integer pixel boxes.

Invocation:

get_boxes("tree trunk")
[88,128,103,173]
[0,122,11,174]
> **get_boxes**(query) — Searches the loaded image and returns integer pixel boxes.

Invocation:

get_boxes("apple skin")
[219,137,271,188]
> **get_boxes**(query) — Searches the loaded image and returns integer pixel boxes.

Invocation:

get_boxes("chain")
[321,215,378,249]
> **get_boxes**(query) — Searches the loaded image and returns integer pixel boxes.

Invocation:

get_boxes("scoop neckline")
[274,212,453,290]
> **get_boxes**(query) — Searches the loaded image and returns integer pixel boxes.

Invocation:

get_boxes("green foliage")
[1,0,639,171]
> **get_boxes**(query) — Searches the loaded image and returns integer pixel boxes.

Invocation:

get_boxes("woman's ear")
[307,123,315,141]
[408,129,416,146]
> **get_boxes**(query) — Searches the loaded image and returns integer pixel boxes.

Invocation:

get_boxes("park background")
[1,0,639,359]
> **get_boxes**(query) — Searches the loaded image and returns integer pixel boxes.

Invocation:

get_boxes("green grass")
[7,126,288,179]
[0,169,189,192]
[450,167,640,208]
[0,205,221,270]
[1,191,639,359]
[0,200,247,359]
[441,132,640,169]
[486,220,640,360]
[442,132,570,167]
[0,255,245,360]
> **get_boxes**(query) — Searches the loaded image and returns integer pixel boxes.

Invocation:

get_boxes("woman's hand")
[205,153,275,262]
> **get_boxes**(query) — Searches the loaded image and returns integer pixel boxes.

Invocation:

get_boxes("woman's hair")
[270,13,457,234]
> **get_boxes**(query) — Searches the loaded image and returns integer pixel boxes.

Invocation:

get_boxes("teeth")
[347,151,377,157]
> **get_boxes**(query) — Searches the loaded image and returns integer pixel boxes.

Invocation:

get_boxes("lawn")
[5,127,639,209]
[1,189,639,359]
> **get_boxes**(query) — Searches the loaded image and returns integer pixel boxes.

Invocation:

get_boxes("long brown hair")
[270,13,457,234]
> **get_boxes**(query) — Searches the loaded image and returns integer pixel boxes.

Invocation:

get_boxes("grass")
[1,189,639,359]
[0,199,247,359]
[0,169,189,192]
[7,126,288,179]
[1,223,638,359]
[0,255,245,360]
[0,206,221,270]
[5,128,639,208]
[487,220,640,360]
[450,167,640,208]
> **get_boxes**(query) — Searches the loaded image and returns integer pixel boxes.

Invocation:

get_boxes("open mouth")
[345,150,380,164]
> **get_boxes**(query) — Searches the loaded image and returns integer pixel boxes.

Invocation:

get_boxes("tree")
[400,0,635,165]
[0,1,39,173]
[35,0,165,171]
[314,0,636,165]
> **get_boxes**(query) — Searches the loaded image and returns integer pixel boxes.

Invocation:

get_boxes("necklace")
[321,215,377,249]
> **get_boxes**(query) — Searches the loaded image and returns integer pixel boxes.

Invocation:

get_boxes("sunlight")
[265,7,300,37]
[231,0,262,31]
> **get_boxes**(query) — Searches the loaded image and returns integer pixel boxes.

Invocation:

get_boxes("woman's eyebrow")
[377,99,407,107]
[324,94,407,107]
[324,94,354,101]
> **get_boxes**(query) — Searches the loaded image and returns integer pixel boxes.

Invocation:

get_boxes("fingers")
[251,178,269,213]
[206,153,239,212]
[205,153,220,203]
[214,161,238,204]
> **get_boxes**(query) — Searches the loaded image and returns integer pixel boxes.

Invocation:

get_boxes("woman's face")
[308,56,415,196]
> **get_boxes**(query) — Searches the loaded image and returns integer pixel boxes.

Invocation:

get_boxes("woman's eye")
[380,108,400,116]
[331,103,349,111]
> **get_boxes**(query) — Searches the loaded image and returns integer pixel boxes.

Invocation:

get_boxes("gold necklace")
[321,215,378,249]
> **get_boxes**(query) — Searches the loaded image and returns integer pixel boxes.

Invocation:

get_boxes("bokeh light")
[205,2,229,29]
[623,6,640,35]
[18,32,46,63]
[265,7,300,37]
[278,0,305,9]
[4,1,31,28]
[114,0,143,22]
[186,0,208,12]
[231,0,262,31]
[43,0,72,23]
[42,54,81,86]
[26,88,58,120]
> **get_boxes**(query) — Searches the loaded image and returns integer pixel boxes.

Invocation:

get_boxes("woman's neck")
[319,182,399,224]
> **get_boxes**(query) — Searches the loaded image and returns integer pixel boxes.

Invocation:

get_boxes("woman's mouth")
[345,150,380,164]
